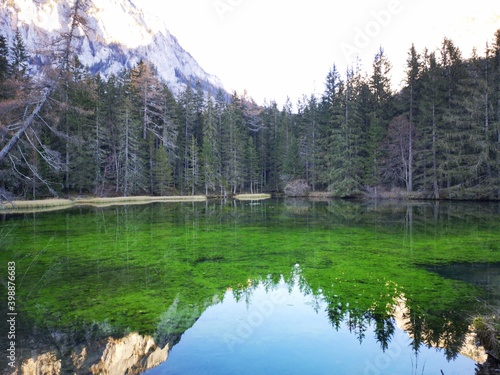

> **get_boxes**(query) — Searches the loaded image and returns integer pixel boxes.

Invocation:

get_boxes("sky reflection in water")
[146,276,476,375]
[2,200,497,374]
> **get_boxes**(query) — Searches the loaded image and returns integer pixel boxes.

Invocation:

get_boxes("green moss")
[1,199,499,353]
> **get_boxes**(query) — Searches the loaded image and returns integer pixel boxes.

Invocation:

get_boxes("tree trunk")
[0,0,88,163]
[432,105,439,199]
[0,88,50,162]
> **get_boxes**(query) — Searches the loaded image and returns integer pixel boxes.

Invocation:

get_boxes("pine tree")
[99,74,123,193]
[201,96,219,195]
[193,80,205,145]
[225,93,246,194]
[0,33,10,98]
[116,72,146,196]
[120,97,144,196]
[328,66,364,196]
[160,85,179,161]
[57,0,90,68]
[439,38,467,193]
[285,133,303,180]
[278,98,301,185]
[130,61,173,193]
[214,89,228,194]
[66,58,97,194]
[152,144,172,196]
[400,44,422,192]
[491,30,500,197]
[91,74,108,195]
[366,47,393,193]
[176,85,198,193]
[258,100,281,191]
[244,136,260,193]
[318,65,344,190]
[10,30,29,80]
[130,61,166,140]
[186,135,200,195]
[48,55,91,194]
[444,49,490,197]
[416,50,445,198]
[405,44,422,123]
[297,94,319,190]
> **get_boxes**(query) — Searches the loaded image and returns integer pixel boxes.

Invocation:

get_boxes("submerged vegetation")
[1,199,499,372]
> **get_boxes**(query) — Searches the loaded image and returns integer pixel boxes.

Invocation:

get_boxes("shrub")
[283,179,310,197]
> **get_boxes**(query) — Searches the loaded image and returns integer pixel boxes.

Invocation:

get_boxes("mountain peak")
[0,0,225,96]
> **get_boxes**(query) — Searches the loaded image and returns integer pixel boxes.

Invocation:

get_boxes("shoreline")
[0,194,273,214]
[2,191,499,214]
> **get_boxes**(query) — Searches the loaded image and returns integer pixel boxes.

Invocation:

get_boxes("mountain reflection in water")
[1,199,499,374]
[13,276,480,375]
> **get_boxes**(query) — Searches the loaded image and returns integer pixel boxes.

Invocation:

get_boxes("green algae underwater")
[1,198,499,373]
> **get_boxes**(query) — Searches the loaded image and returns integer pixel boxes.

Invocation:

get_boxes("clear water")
[146,278,476,375]
[0,199,498,374]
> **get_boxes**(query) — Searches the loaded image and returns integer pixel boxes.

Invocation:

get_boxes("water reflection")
[15,331,169,375]
[428,263,500,308]
[146,275,478,375]
[5,266,487,375]
[1,199,499,374]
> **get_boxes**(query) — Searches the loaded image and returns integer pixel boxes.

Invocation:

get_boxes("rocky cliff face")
[0,0,225,96]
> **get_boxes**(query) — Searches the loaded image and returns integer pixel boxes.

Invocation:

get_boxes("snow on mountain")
[0,0,226,96]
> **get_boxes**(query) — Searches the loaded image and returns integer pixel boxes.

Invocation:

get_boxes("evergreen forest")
[2,26,500,200]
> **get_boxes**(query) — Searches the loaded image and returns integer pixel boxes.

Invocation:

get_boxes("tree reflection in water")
[1,199,499,373]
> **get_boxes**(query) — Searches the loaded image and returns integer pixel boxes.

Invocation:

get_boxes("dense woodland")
[1,20,500,199]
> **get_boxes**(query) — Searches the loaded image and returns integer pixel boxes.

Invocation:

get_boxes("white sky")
[139,0,500,108]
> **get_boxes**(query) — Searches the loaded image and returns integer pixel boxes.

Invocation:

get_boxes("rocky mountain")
[0,0,226,96]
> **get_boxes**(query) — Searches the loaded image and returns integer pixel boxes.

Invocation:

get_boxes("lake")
[1,198,499,374]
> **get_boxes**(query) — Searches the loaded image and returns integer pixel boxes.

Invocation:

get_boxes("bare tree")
[0,0,90,164]
[382,115,416,192]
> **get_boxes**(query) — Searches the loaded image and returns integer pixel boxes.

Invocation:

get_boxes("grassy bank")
[234,194,271,200]
[0,196,208,213]
[75,195,207,205]
[0,198,75,213]
[0,194,275,213]
[307,192,335,199]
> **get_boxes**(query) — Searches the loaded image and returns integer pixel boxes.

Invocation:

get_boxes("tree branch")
[0,86,51,162]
